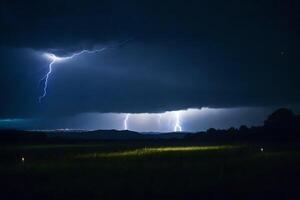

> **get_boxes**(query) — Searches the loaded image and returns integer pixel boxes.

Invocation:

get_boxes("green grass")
[1,141,300,199]
[77,145,239,158]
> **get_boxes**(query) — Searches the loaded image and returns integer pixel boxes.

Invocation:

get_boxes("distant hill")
[48,130,187,140]
[0,129,47,143]
[0,129,188,143]
[49,130,145,140]
[143,132,188,139]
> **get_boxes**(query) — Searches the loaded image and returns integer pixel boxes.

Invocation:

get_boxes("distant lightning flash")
[124,114,130,130]
[174,111,182,132]
[39,39,132,103]
[158,114,162,127]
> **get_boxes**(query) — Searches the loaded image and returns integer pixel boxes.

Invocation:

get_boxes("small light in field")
[21,157,25,162]
[260,148,264,152]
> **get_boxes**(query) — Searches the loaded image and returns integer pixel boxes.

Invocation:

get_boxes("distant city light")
[260,147,264,152]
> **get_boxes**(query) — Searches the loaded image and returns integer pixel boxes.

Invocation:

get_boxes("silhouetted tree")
[239,125,249,134]
[185,108,300,142]
[227,127,237,134]
[264,108,295,128]
[207,128,217,134]
[264,108,299,140]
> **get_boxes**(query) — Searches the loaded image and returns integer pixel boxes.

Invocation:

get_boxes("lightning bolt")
[124,114,130,130]
[174,111,182,132]
[158,114,162,127]
[39,58,55,103]
[39,48,107,103]
[39,39,132,103]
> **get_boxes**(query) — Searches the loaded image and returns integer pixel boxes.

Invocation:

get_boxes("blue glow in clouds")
[0,118,25,123]
[0,118,30,129]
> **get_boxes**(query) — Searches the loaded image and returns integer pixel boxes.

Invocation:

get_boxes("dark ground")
[1,140,300,200]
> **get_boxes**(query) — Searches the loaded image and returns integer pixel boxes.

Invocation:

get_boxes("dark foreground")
[1,140,300,200]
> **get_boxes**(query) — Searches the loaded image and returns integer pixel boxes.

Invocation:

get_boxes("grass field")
[1,140,300,199]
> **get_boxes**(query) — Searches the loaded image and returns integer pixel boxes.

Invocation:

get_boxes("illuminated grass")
[77,145,240,158]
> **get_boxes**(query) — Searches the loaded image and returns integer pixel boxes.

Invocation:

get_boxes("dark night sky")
[0,0,299,131]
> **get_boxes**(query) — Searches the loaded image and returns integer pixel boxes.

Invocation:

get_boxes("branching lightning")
[39,57,55,103]
[174,111,182,132]
[124,114,130,130]
[39,48,107,103]
[39,39,132,103]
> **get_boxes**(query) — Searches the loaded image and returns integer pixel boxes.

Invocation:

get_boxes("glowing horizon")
[0,107,272,132]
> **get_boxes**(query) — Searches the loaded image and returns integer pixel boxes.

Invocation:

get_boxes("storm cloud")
[0,0,299,118]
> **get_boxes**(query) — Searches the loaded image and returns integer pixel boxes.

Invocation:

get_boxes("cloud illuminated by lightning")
[124,114,130,130]
[121,111,183,132]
